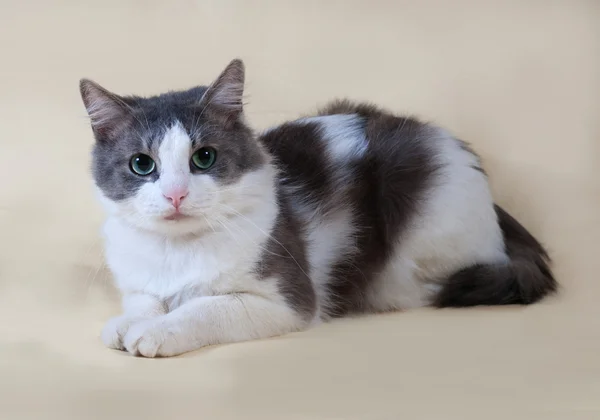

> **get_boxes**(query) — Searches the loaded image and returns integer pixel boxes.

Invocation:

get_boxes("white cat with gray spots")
[80,59,556,357]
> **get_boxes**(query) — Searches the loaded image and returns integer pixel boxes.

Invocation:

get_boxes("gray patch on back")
[263,100,442,317]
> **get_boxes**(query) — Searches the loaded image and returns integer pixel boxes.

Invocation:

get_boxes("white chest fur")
[102,210,274,306]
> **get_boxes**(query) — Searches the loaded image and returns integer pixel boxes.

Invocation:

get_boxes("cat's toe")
[123,320,166,358]
[100,315,133,350]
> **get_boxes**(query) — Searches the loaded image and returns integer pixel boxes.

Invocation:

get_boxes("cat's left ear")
[200,59,245,123]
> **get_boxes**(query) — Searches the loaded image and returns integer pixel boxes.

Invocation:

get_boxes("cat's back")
[259,100,505,317]
[258,100,437,212]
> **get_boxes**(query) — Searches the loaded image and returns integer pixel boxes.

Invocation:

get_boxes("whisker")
[202,215,216,233]
[213,215,288,259]
[216,203,312,281]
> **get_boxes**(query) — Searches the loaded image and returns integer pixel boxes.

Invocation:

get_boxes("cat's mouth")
[164,212,191,221]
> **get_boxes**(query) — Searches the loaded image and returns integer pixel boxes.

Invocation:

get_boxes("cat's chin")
[119,213,214,237]
[163,212,191,221]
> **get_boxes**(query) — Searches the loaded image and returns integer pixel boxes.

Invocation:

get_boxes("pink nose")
[163,189,188,209]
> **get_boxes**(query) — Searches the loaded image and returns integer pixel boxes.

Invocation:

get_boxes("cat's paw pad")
[123,319,175,358]
[101,315,140,350]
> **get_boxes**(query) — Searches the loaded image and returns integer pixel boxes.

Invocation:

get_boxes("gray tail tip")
[433,259,556,308]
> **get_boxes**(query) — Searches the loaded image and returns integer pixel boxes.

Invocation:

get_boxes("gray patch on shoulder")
[254,193,316,320]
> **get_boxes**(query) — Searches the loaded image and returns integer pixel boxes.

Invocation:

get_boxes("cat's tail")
[433,205,557,307]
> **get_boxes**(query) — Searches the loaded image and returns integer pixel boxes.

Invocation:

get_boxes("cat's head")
[80,59,275,236]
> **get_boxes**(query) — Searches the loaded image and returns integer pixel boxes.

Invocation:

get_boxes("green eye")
[130,154,156,176]
[191,147,216,170]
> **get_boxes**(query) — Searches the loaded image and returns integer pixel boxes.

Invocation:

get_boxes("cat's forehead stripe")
[158,121,192,173]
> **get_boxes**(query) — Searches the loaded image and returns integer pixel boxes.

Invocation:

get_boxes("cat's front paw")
[101,315,139,350]
[123,319,183,358]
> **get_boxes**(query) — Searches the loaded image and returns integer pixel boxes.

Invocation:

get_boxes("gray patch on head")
[89,86,265,201]
[92,130,158,201]
[188,120,266,185]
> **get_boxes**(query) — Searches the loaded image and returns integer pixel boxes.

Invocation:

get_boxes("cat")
[79,59,556,358]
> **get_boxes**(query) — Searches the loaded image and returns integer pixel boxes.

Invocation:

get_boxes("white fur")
[101,293,166,350]
[156,122,192,196]
[366,128,507,310]
[100,121,306,357]
[121,277,301,357]
[298,114,368,161]
[301,207,358,319]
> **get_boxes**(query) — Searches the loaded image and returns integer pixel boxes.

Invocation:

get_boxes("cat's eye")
[130,154,156,176]
[191,147,217,170]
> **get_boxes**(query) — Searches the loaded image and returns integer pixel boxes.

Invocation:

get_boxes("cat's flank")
[80,59,556,357]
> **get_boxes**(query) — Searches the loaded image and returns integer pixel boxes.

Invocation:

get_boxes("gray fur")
[80,61,264,201]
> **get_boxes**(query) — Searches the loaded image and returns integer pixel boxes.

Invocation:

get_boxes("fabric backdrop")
[0,1,598,419]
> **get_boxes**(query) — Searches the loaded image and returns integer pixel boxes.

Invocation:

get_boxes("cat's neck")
[102,193,279,297]
[103,194,279,295]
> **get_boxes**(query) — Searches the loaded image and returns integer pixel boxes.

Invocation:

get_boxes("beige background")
[1,1,599,419]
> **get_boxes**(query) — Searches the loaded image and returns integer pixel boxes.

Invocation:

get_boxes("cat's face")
[80,59,273,236]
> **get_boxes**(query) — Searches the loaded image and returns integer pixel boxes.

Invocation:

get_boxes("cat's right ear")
[79,79,132,139]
